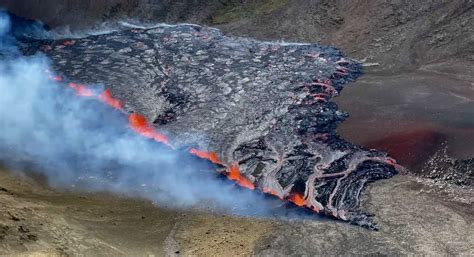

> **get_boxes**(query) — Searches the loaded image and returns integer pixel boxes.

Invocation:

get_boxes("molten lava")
[45,71,333,215]
[262,188,284,199]
[68,82,94,97]
[288,193,306,207]
[227,164,255,190]
[189,148,221,164]
[99,89,124,110]
[128,113,169,144]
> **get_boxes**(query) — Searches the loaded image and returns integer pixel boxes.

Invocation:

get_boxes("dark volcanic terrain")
[0,0,473,256]
[21,24,401,228]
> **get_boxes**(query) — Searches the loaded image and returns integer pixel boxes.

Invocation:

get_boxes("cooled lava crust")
[23,24,401,229]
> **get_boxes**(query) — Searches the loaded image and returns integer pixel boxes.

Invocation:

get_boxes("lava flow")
[227,164,255,190]
[189,148,221,164]
[50,74,169,145]
[128,113,169,145]
[48,72,323,213]
[99,89,124,110]
[68,82,93,97]
[288,193,306,207]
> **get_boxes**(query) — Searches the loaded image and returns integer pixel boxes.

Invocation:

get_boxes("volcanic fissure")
[2,13,405,229]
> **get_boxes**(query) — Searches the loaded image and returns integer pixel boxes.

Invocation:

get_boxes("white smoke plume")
[0,12,290,217]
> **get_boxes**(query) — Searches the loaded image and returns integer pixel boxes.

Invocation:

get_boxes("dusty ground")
[0,167,275,256]
[336,60,474,164]
[0,0,473,256]
[1,166,472,256]
[258,176,473,256]
[2,0,472,72]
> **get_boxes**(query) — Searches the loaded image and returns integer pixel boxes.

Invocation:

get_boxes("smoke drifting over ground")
[0,12,281,217]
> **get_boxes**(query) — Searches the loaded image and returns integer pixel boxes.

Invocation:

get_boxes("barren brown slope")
[1,166,473,256]
[2,0,473,72]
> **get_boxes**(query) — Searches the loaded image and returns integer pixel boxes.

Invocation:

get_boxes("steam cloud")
[0,12,283,216]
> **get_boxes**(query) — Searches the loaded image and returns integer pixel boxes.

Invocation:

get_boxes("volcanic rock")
[22,24,401,228]
[421,147,473,187]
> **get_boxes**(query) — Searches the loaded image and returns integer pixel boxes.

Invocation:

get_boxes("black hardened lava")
[21,24,402,229]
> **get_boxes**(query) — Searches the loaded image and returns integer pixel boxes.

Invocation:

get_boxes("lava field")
[20,24,403,228]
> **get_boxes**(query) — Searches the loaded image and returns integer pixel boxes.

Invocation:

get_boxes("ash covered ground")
[19,24,403,228]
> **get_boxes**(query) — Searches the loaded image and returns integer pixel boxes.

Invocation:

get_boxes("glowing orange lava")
[288,193,306,207]
[189,148,221,164]
[99,89,124,110]
[227,164,255,190]
[128,113,169,144]
[68,82,94,97]
[262,188,284,199]
[45,70,329,214]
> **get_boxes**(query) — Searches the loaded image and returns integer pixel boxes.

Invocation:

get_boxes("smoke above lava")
[0,12,284,217]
